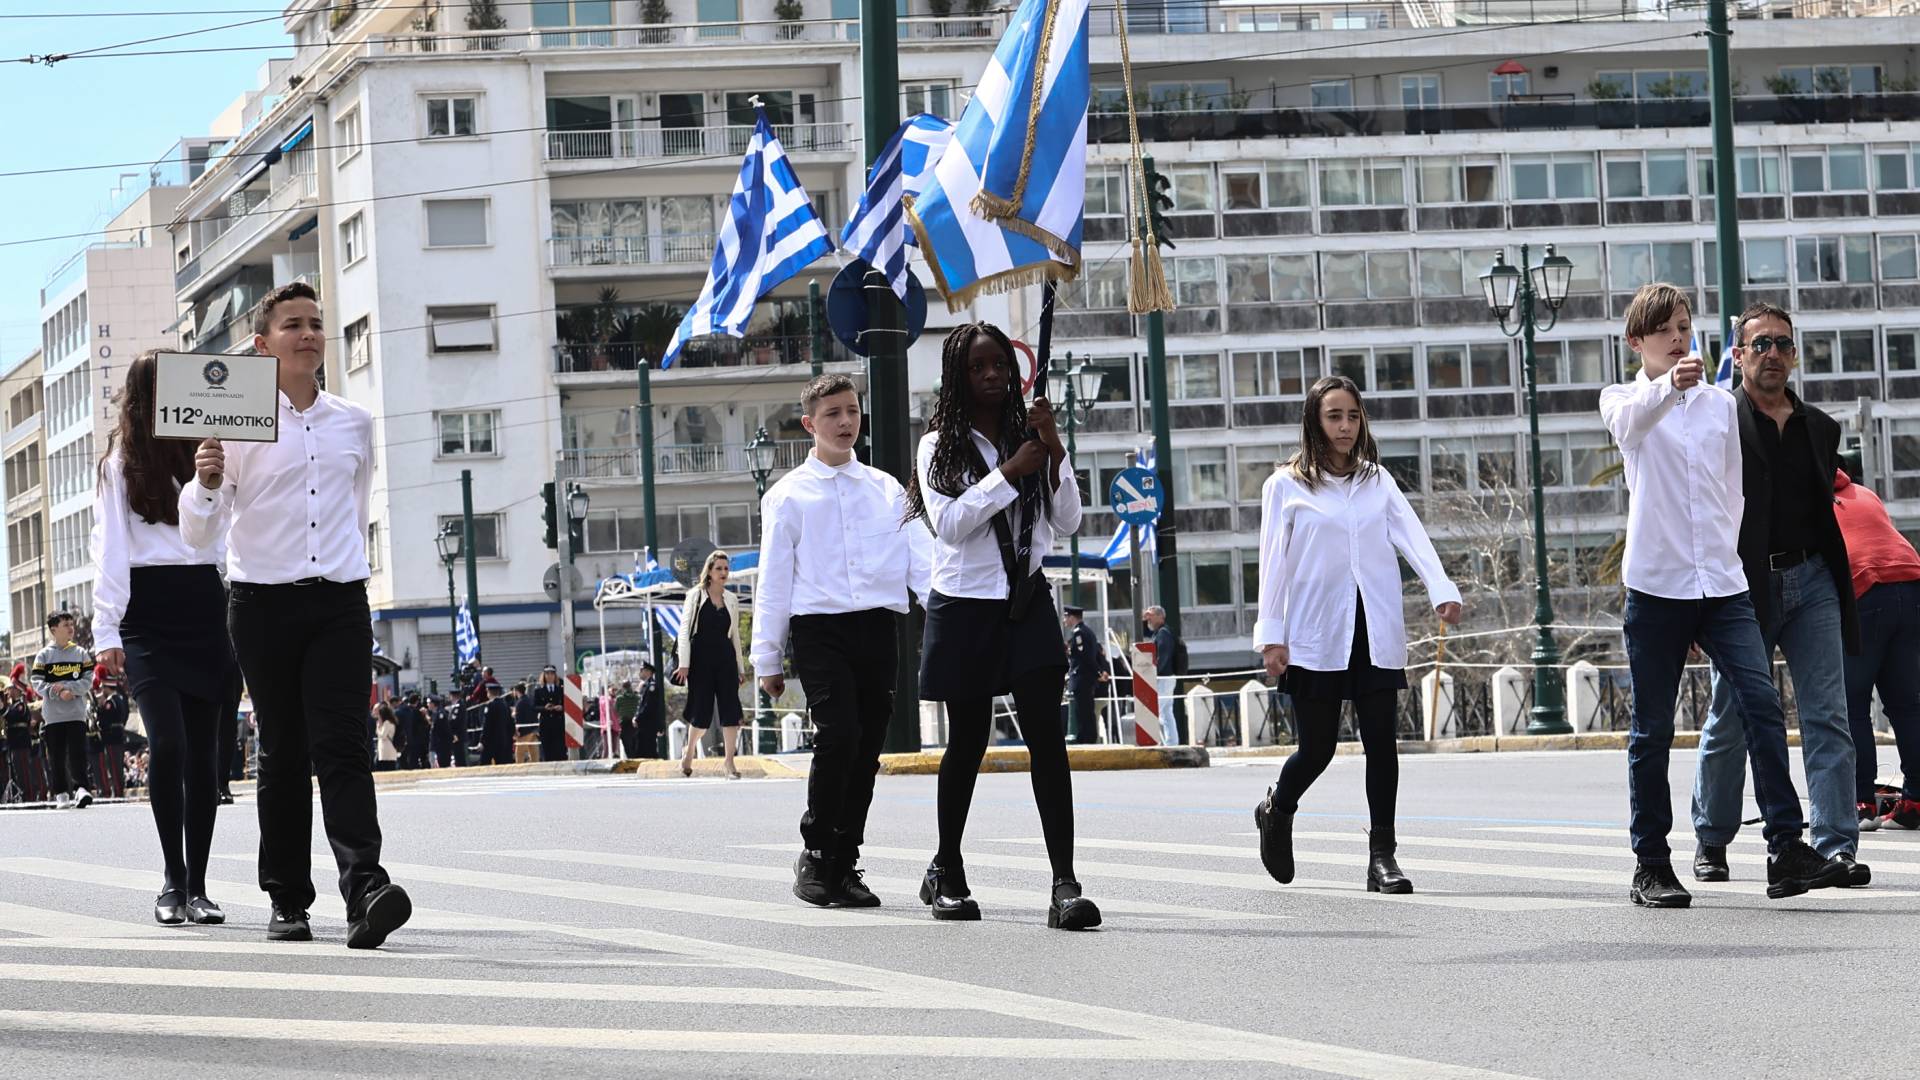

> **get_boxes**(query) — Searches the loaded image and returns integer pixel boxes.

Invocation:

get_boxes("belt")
[232,577,360,590]
[1768,549,1816,572]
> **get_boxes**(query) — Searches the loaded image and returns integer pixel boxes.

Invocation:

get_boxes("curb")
[611,757,807,779]
[878,745,1208,775]
[1207,729,1873,758]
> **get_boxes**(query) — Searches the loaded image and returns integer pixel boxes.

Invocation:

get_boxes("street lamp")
[566,482,590,525]
[746,424,778,739]
[435,522,463,692]
[1049,352,1104,742]
[1480,243,1573,736]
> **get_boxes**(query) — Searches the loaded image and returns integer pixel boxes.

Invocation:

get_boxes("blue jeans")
[1693,555,1857,857]
[1846,579,1920,802]
[1624,589,1806,862]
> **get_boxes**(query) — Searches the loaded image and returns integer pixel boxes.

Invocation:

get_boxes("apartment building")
[4,351,52,672]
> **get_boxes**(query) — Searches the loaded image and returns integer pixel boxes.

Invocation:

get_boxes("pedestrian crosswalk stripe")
[0,900,177,940]
[0,936,730,965]
[1262,829,1920,876]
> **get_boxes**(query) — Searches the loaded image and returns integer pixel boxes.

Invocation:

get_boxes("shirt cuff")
[1252,618,1285,649]
[973,466,1020,508]
[92,628,123,652]
[1429,581,1464,607]
[750,649,783,678]
[184,476,228,509]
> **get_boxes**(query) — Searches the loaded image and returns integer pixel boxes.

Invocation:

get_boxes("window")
[1310,79,1353,109]
[1171,354,1222,400]
[1426,343,1511,390]
[1798,329,1878,376]
[1170,257,1219,308]
[427,305,496,353]
[1084,356,1133,404]
[425,199,490,247]
[1379,439,1422,493]
[1888,329,1920,372]
[438,514,503,560]
[1608,242,1696,291]
[1605,151,1689,198]
[1168,167,1214,212]
[1183,550,1234,607]
[334,106,362,167]
[1085,167,1127,218]
[1238,453,1281,501]
[1318,158,1405,206]
[1225,254,1314,304]
[1069,260,1129,310]
[1790,144,1868,194]
[1881,235,1919,281]
[424,95,478,138]
[1535,338,1608,385]
[343,316,371,371]
[902,81,956,119]
[1745,237,1789,285]
[1778,64,1881,96]
[1330,347,1415,393]
[1148,80,1229,112]
[1173,447,1229,503]
[1416,156,1498,203]
[1795,236,1875,284]
[696,0,741,37]
[436,411,499,456]
[1736,148,1783,195]
[1874,144,1920,191]
[1510,154,1595,201]
[1221,161,1309,210]
[1320,251,1411,300]
[715,503,752,547]
[1231,349,1312,400]
[1490,70,1530,101]
[1401,75,1441,108]
[340,213,366,266]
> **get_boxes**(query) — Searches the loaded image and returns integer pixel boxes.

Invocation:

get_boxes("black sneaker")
[1630,862,1692,908]
[1766,840,1850,899]
[267,906,313,942]
[1833,852,1872,888]
[833,863,881,908]
[346,883,412,950]
[1691,842,1730,882]
[792,850,837,907]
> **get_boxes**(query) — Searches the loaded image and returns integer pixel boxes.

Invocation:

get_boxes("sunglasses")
[1743,335,1796,356]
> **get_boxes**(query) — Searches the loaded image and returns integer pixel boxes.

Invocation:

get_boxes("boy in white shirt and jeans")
[1600,282,1849,907]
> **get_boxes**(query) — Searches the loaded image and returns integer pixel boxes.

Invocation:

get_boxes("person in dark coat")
[428,695,458,768]
[480,684,515,766]
[1063,607,1106,745]
[395,693,430,770]
[533,666,568,762]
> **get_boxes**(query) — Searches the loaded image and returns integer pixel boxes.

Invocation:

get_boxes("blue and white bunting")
[842,114,955,301]
[662,106,834,368]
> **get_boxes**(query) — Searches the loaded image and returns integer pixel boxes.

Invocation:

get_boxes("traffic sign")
[827,258,928,358]
[1108,467,1164,525]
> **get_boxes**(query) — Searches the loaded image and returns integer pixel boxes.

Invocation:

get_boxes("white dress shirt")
[1598,370,1748,600]
[178,388,374,585]
[749,452,932,677]
[915,427,1082,601]
[1253,465,1460,671]
[89,453,228,652]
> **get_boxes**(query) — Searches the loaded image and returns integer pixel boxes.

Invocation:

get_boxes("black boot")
[1047,878,1101,930]
[1253,786,1295,885]
[1366,828,1413,894]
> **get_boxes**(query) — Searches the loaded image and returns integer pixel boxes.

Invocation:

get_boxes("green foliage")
[465,0,507,31]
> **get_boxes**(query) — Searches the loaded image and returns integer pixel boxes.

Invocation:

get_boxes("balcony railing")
[547,234,716,269]
[544,122,853,162]
[193,274,322,354]
[554,335,856,373]
[561,438,812,481]
[181,170,318,291]
[365,14,1007,56]
[3,412,41,450]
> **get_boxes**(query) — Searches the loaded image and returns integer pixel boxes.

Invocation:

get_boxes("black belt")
[1767,549,1816,572]
[232,577,363,590]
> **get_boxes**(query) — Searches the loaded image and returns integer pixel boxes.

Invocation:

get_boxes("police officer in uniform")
[1063,607,1106,745]
[533,666,568,762]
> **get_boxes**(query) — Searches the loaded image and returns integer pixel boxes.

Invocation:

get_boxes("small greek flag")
[842,114,955,301]
[635,548,661,576]
[662,105,833,368]
[454,604,480,666]
[907,0,1089,310]
[654,605,683,641]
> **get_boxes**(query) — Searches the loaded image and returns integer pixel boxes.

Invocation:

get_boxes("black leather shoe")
[267,906,313,942]
[918,863,980,921]
[1834,852,1872,888]
[1366,829,1414,894]
[1767,840,1850,899]
[217,789,235,806]
[346,883,412,950]
[154,889,187,926]
[1692,842,1730,882]
[1630,862,1692,908]
[185,895,225,925]
[1253,786,1295,885]
[792,850,838,907]
[1047,878,1102,930]
[833,863,881,908]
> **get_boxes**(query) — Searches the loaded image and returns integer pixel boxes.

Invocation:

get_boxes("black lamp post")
[1480,242,1574,736]
[1048,352,1104,743]
[435,522,463,691]
[746,424,778,740]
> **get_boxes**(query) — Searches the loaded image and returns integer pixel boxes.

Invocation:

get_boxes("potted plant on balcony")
[409,6,438,52]
[963,0,993,37]
[927,0,954,36]
[559,286,627,371]
[639,0,673,43]
[329,1,358,31]
[466,0,507,50]
[775,0,805,39]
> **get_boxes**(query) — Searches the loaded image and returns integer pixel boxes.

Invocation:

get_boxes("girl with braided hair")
[905,322,1100,930]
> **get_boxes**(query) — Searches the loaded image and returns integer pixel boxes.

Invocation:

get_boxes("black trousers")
[97,740,127,798]
[42,723,88,797]
[1068,681,1099,744]
[230,580,390,915]
[792,609,899,860]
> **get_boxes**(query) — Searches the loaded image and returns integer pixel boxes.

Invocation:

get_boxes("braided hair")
[903,322,1037,523]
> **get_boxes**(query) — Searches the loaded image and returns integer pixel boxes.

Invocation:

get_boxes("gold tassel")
[1113,0,1173,315]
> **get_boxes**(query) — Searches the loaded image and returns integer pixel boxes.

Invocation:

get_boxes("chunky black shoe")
[1252,786,1295,885]
[346,883,412,950]
[154,889,187,926]
[1766,840,1850,899]
[1692,842,1730,882]
[833,863,881,908]
[1832,851,1871,888]
[267,906,313,942]
[185,895,225,925]
[1366,829,1414,894]
[1630,862,1692,908]
[217,789,235,806]
[918,863,980,921]
[1047,878,1102,930]
[792,850,838,907]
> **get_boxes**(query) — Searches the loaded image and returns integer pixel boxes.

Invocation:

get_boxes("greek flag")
[454,604,479,666]
[842,114,955,301]
[654,606,683,641]
[907,0,1089,310]
[1101,447,1157,569]
[662,106,834,368]
[635,548,661,575]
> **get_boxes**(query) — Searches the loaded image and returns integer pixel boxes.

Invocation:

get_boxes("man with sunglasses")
[1691,302,1867,887]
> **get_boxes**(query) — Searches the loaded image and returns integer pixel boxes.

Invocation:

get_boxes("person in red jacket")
[1832,468,1920,830]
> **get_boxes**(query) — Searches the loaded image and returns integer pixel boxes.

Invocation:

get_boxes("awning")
[280,118,314,154]
[430,313,496,351]
[286,215,318,242]
[225,146,280,199]
[1492,59,1529,75]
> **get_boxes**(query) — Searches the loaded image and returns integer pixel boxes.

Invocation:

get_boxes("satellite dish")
[669,537,718,589]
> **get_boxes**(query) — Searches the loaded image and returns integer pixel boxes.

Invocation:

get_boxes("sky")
[0,2,286,637]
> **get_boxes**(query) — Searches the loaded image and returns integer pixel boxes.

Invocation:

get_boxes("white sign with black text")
[152,351,280,443]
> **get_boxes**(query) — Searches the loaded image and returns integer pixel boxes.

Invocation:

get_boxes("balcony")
[3,412,40,451]
[553,336,857,374]
[547,234,715,272]
[562,438,812,481]
[177,169,317,294]
[364,14,1005,57]
[1085,0,1706,34]
[543,122,853,165]
[7,554,44,584]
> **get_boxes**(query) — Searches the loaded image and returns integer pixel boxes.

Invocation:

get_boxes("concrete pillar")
[1419,670,1458,741]
[1566,660,1604,733]
[1492,665,1528,736]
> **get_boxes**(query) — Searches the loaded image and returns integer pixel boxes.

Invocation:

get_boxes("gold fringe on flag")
[1114,0,1172,315]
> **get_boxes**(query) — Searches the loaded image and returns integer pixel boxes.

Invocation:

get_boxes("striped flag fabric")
[454,604,479,666]
[654,605,683,641]
[907,0,1089,310]
[842,114,955,301]
[662,105,834,367]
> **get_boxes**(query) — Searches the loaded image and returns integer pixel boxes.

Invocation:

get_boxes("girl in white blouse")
[1252,375,1463,895]
[91,351,237,927]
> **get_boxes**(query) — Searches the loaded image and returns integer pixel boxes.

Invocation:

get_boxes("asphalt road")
[1,749,1914,1080]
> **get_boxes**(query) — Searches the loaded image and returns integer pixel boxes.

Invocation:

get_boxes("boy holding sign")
[178,281,411,949]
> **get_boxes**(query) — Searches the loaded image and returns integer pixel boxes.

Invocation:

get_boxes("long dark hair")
[1285,375,1379,491]
[902,322,1035,522]
[101,351,197,525]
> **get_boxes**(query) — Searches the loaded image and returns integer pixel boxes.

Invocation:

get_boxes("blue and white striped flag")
[654,605,683,641]
[907,0,1089,310]
[662,106,834,368]
[454,604,480,666]
[842,114,955,301]
[635,548,661,576]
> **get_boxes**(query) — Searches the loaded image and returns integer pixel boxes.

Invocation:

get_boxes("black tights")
[1273,691,1399,833]
[137,684,222,896]
[936,668,1075,881]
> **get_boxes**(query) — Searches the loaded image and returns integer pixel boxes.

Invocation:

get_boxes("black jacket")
[1066,623,1104,690]
[1733,387,1860,655]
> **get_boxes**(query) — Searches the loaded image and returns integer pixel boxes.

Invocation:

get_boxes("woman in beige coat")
[675,550,747,778]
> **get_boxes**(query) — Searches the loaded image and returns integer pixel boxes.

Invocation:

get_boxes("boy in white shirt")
[1600,282,1849,908]
[753,374,928,908]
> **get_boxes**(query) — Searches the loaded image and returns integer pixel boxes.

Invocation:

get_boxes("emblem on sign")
[203,360,230,388]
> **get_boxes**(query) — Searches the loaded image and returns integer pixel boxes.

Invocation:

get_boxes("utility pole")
[552,475,577,677]
[460,469,481,657]
[1140,154,1180,644]
[808,278,825,378]
[1708,0,1743,354]
[638,357,661,667]
[862,0,919,753]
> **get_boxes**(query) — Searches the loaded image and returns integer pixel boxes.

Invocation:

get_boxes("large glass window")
[1416,156,1498,203]
[1174,447,1230,502]
[1172,354,1222,400]
[1169,167,1215,212]
[1535,338,1608,385]
[1321,251,1410,300]
[1427,343,1510,390]
[1511,154,1595,201]
[1318,158,1405,206]
[1795,235,1875,284]
[1231,349,1312,399]
[1609,241,1696,291]
[1171,257,1219,308]
[1880,234,1919,281]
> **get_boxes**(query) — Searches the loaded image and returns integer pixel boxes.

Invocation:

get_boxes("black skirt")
[1282,590,1408,702]
[919,574,1066,701]
[121,564,238,704]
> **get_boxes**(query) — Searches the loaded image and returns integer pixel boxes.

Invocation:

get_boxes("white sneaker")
[73,788,93,809]
[53,793,71,810]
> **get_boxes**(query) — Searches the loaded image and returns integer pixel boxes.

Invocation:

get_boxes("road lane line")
[0,937,731,965]
[0,900,179,940]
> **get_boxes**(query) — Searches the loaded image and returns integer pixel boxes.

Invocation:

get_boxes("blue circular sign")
[1108,466,1163,526]
[827,258,927,358]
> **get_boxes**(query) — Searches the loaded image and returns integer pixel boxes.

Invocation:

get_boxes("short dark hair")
[801,373,858,415]
[46,611,75,631]
[254,280,320,337]
[1624,283,1692,340]
[1734,301,1794,346]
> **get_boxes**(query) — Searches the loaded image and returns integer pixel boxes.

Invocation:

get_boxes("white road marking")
[1257,830,1920,876]
[0,900,179,941]
[0,937,731,966]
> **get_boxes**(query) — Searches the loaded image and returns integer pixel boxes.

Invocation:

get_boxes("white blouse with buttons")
[1253,463,1461,672]
[178,388,373,585]
[89,453,227,652]
[915,427,1083,601]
